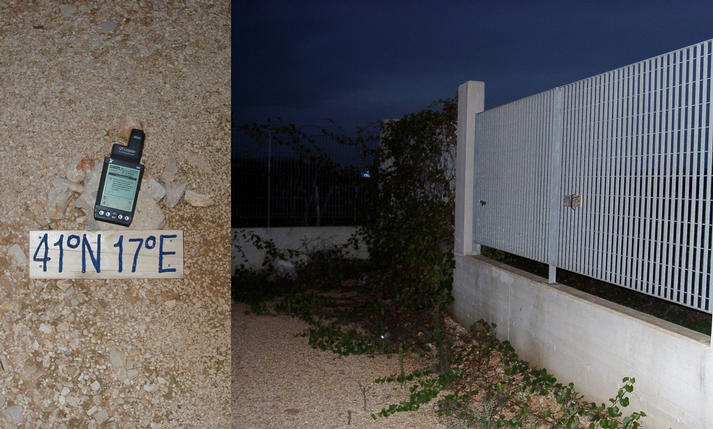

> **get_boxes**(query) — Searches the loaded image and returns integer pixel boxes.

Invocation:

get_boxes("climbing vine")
[360,98,458,314]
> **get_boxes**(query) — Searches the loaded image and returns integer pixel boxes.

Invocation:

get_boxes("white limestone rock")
[143,382,159,393]
[146,176,166,201]
[164,182,186,208]
[47,178,74,220]
[74,160,103,216]
[3,405,23,425]
[60,5,76,17]
[161,156,178,183]
[98,21,117,34]
[185,189,213,207]
[94,408,109,425]
[56,279,72,291]
[109,348,128,383]
[66,156,94,183]
[132,190,166,229]
[8,244,26,267]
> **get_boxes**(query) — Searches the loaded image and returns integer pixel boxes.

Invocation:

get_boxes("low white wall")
[451,254,713,429]
[231,227,368,273]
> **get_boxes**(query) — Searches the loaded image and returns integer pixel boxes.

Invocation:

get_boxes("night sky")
[235,1,713,157]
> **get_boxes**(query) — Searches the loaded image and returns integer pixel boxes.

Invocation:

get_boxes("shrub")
[360,98,458,315]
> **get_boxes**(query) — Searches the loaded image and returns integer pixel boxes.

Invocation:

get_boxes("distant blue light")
[361,170,371,178]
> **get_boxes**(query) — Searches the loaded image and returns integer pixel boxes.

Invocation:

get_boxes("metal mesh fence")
[473,89,561,264]
[233,132,371,227]
[559,40,713,312]
[473,39,713,313]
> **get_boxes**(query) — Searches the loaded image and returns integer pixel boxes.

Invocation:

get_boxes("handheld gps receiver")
[94,129,145,226]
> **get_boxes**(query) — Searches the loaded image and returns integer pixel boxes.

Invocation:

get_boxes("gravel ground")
[0,1,231,427]
[232,302,449,429]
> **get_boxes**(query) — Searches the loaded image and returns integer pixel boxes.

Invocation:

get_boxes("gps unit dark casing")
[112,129,144,163]
[94,129,145,226]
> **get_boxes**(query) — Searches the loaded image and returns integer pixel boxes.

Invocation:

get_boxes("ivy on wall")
[360,98,458,314]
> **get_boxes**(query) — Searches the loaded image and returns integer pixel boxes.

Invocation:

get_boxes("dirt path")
[231,302,448,429]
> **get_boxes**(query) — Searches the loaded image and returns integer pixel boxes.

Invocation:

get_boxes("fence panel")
[232,157,367,228]
[472,38,713,313]
[473,89,560,263]
[558,40,713,313]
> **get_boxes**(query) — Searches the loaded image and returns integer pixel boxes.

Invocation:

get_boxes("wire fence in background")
[233,130,372,227]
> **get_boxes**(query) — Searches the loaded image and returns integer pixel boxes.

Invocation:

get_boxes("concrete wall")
[452,255,713,429]
[232,226,368,272]
[453,80,713,428]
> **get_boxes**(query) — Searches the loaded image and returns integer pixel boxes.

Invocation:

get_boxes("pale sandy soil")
[0,1,230,427]
[232,302,449,429]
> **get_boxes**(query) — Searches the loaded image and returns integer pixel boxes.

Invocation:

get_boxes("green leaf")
[566,415,577,427]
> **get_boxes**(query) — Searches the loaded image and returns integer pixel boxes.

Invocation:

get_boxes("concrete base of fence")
[451,254,713,429]
[232,227,368,273]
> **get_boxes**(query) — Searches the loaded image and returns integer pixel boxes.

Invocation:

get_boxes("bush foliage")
[360,98,458,314]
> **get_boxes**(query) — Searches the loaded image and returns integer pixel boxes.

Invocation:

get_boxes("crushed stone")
[0,1,231,427]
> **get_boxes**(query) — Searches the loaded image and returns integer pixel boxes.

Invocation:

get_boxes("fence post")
[455,81,485,256]
[547,87,564,283]
[267,130,272,230]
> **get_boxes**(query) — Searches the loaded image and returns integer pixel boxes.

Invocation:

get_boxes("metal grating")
[559,40,713,312]
[473,89,560,263]
[472,39,713,313]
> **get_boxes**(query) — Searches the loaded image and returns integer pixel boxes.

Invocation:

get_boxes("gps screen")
[100,163,140,212]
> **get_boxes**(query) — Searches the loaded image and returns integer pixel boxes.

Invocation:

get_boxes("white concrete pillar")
[454,81,484,256]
